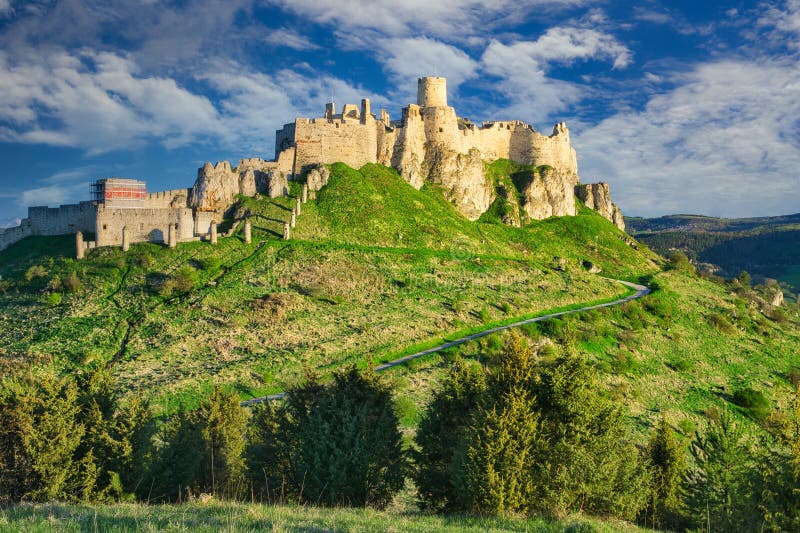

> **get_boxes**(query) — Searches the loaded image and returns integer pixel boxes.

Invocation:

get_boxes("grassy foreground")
[0,501,647,533]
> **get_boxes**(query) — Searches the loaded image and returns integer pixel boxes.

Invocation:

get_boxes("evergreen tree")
[197,386,248,499]
[684,410,759,531]
[530,353,650,519]
[248,365,405,508]
[759,386,800,531]
[0,373,84,502]
[74,367,151,501]
[414,359,485,511]
[452,334,540,514]
[148,407,204,502]
[640,418,687,530]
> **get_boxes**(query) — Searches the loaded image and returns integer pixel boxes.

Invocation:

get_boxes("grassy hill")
[2,163,799,530]
[626,213,800,295]
[0,162,656,412]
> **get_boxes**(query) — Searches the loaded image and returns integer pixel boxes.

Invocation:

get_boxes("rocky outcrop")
[190,161,240,211]
[520,167,578,220]
[423,144,494,221]
[262,169,289,198]
[306,164,330,192]
[191,160,290,211]
[770,289,784,307]
[575,182,625,231]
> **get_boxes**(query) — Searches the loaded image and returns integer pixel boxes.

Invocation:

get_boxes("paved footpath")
[241,278,650,406]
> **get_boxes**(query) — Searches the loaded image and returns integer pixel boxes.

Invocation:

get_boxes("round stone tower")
[417,77,447,108]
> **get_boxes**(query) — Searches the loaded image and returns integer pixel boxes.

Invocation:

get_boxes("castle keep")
[0,76,624,254]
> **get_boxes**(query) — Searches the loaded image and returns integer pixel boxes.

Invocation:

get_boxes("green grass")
[0,163,654,413]
[0,501,648,532]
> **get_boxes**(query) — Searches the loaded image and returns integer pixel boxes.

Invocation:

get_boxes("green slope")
[0,162,655,410]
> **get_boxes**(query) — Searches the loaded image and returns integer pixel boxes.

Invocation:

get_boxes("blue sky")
[0,0,798,225]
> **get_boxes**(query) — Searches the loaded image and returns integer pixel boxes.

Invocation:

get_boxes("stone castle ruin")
[0,76,624,255]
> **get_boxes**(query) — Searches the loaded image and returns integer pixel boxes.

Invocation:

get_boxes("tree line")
[1,335,799,531]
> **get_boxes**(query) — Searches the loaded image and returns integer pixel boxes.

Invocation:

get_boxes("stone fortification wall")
[27,202,98,236]
[0,223,33,251]
[288,116,381,175]
[95,206,194,247]
[143,188,191,209]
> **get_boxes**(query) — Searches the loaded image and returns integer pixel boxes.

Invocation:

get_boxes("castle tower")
[360,98,371,123]
[417,77,447,108]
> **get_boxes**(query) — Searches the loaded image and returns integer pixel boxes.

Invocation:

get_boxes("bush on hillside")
[414,359,486,512]
[248,365,405,508]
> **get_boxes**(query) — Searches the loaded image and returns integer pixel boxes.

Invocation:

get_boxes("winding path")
[241,278,650,406]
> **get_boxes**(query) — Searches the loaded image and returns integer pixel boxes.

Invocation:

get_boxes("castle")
[0,76,624,254]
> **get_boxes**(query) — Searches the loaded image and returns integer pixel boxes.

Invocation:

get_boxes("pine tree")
[452,333,540,514]
[249,365,405,508]
[197,386,248,499]
[684,410,759,531]
[0,372,85,502]
[530,353,650,519]
[414,358,485,511]
[641,418,687,530]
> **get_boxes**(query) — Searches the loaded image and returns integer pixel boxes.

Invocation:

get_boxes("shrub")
[136,253,154,269]
[414,359,486,512]
[708,312,736,334]
[62,272,81,293]
[43,292,63,306]
[248,366,406,508]
[731,387,771,422]
[667,252,695,274]
[24,265,47,282]
[198,257,223,272]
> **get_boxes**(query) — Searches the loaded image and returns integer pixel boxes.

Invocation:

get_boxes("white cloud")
[758,0,800,48]
[478,27,630,123]
[378,38,479,97]
[0,217,21,228]
[0,0,13,18]
[576,59,800,217]
[267,0,592,41]
[19,182,89,208]
[263,28,320,50]
[0,49,219,153]
[518,26,632,68]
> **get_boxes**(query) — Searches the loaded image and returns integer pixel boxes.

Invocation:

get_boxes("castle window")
[336,123,339,128]
[507,125,511,130]
[102,224,107,230]
[439,128,443,133]
[140,223,144,230]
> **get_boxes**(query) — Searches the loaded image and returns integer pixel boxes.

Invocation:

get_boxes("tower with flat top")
[417,76,448,107]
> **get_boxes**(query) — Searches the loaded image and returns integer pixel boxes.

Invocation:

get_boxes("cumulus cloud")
[479,27,631,123]
[576,59,800,217]
[0,49,219,153]
[377,38,479,98]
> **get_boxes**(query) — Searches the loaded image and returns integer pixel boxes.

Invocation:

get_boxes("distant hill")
[626,213,800,295]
